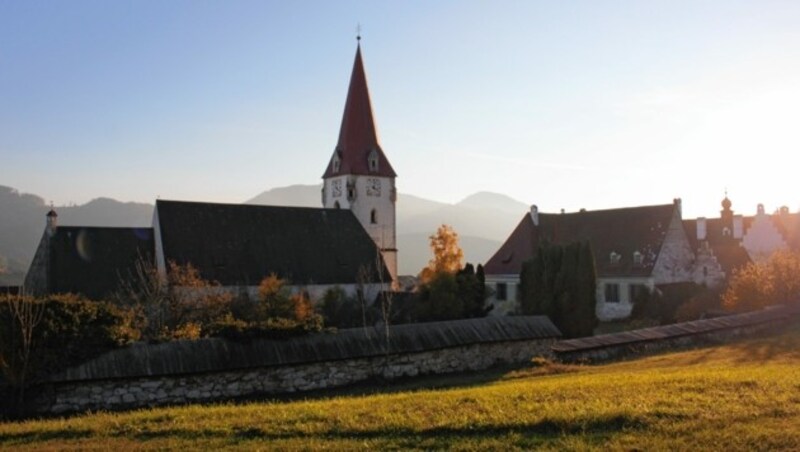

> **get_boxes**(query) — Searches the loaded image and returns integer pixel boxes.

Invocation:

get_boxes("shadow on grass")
[0,428,94,443]
[119,413,647,444]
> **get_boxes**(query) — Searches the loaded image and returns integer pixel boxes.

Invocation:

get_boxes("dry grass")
[1,323,799,450]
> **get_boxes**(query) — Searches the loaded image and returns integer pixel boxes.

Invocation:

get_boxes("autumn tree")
[257,274,317,324]
[722,250,800,312]
[419,225,464,284]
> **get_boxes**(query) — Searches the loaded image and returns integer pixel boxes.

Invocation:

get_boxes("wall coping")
[49,316,560,383]
[552,304,800,354]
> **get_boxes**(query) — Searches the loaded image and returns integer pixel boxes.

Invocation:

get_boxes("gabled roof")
[683,218,752,276]
[48,227,155,300]
[155,200,388,286]
[322,44,397,178]
[485,204,677,278]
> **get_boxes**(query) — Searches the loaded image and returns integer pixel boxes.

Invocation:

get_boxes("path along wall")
[28,316,559,415]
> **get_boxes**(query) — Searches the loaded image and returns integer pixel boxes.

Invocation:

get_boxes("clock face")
[366,178,381,196]
[332,180,342,197]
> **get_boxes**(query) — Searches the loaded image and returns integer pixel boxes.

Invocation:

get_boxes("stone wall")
[30,338,554,416]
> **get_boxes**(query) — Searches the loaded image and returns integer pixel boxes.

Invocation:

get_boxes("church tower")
[322,39,398,285]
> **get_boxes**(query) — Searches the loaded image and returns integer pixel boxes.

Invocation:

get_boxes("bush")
[0,294,135,388]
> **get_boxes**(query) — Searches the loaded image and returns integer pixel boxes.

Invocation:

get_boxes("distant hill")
[1,184,526,282]
[456,191,529,215]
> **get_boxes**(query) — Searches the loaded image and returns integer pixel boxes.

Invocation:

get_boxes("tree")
[722,250,800,312]
[518,241,597,338]
[3,291,44,405]
[419,225,464,283]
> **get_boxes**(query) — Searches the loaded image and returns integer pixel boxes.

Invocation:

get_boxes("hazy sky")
[2,1,799,218]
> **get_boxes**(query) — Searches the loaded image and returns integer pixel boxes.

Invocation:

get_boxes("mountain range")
[0,184,528,284]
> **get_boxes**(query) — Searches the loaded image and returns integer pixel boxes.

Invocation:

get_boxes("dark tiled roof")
[552,304,800,354]
[49,227,155,300]
[485,204,677,278]
[155,200,388,286]
[322,44,397,178]
[683,218,752,276]
[51,315,561,382]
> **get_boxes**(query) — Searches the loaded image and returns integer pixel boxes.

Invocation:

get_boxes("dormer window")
[332,155,341,173]
[610,252,621,264]
[633,251,643,266]
[722,227,731,237]
[368,149,379,172]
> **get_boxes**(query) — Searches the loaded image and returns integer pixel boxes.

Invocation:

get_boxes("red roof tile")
[322,44,396,179]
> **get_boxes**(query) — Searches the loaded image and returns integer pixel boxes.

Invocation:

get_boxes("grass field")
[2,324,799,450]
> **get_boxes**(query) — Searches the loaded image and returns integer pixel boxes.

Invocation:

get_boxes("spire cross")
[356,23,362,42]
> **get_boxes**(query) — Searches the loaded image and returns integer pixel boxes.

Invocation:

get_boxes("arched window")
[334,201,340,209]
[370,209,377,224]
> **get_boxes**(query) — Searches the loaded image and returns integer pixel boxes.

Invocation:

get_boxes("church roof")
[322,44,397,179]
[48,227,155,300]
[484,203,678,278]
[155,200,389,286]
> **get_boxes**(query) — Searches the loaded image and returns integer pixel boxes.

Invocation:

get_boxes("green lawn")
[2,324,800,450]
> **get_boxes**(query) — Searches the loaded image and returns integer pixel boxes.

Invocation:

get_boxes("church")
[24,40,399,302]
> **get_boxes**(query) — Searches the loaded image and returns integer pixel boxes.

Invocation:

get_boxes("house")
[24,40,398,302]
[484,199,695,321]
[686,196,800,287]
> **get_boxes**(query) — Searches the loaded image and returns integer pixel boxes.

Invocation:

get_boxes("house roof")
[48,227,155,300]
[322,44,397,179]
[485,204,677,278]
[683,218,752,276]
[155,200,388,286]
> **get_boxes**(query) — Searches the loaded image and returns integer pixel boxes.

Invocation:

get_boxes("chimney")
[733,215,744,239]
[46,206,58,237]
[530,205,539,226]
[696,217,707,241]
[673,198,682,216]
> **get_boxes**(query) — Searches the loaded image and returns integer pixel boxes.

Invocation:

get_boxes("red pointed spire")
[323,43,397,178]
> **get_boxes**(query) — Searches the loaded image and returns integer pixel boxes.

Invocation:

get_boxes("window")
[610,252,621,264]
[370,209,377,224]
[496,283,508,301]
[605,283,620,303]
[334,201,340,209]
[332,155,341,173]
[722,227,731,237]
[633,251,643,266]
[368,149,379,172]
[703,266,708,277]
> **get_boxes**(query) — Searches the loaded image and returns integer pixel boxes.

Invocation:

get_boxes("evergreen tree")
[518,241,598,338]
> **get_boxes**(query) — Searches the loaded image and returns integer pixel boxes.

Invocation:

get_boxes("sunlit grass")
[2,324,799,450]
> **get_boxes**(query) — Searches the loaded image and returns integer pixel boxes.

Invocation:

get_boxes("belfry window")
[370,209,377,224]
[368,149,379,172]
